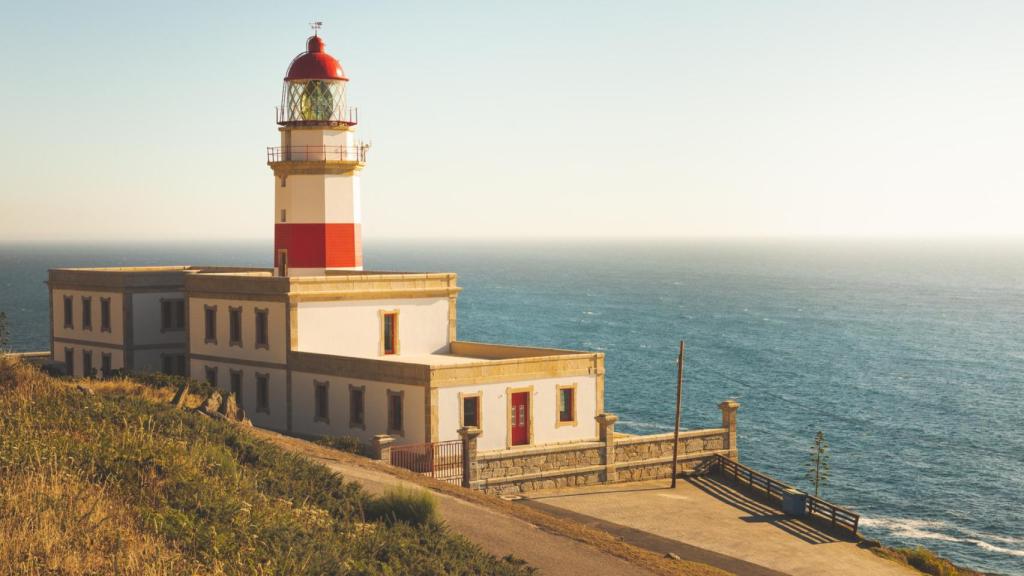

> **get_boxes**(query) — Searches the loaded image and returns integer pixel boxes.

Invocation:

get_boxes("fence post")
[595,413,618,483]
[457,426,482,489]
[718,400,740,461]
[372,434,394,463]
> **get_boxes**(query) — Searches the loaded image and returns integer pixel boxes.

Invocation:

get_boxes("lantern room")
[278,35,357,126]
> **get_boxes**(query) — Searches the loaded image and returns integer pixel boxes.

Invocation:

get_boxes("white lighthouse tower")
[269,28,368,276]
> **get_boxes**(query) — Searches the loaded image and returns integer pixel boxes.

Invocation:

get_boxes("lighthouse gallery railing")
[267,145,369,163]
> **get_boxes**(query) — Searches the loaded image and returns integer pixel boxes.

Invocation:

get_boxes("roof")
[47,266,269,290]
[289,341,604,387]
[285,35,348,81]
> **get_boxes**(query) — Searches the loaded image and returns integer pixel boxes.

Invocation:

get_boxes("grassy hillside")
[0,356,532,575]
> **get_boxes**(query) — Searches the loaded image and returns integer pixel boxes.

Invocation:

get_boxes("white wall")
[275,175,360,224]
[56,343,124,378]
[288,128,353,149]
[132,292,186,346]
[188,297,287,365]
[436,376,599,452]
[52,289,124,346]
[290,371,426,445]
[133,348,185,374]
[188,359,288,432]
[296,297,450,358]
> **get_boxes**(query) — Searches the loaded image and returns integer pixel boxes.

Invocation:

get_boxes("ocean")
[2,239,1022,575]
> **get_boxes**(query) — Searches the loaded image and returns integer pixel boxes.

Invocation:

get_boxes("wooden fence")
[712,454,860,535]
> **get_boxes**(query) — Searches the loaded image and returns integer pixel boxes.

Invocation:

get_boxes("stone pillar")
[372,434,394,463]
[595,413,618,483]
[719,400,740,461]
[457,426,482,489]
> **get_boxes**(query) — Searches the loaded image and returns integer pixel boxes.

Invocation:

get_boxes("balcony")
[266,144,369,165]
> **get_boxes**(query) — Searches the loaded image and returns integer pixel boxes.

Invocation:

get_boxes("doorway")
[510,391,530,446]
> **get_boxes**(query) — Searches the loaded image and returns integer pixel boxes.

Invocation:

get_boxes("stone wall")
[471,400,740,494]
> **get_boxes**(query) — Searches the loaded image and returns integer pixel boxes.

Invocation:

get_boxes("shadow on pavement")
[687,475,844,545]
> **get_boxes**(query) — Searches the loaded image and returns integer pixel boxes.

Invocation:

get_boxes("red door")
[511,392,530,446]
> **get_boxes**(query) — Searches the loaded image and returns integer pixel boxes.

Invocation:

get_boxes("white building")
[48,32,606,453]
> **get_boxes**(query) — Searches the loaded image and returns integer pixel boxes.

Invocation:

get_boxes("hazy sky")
[1,0,1022,242]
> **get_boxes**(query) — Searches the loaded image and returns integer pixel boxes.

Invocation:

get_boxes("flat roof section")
[48,266,270,291]
[185,270,460,302]
[289,341,604,388]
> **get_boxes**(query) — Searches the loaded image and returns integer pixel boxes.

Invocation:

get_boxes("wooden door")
[511,392,530,446]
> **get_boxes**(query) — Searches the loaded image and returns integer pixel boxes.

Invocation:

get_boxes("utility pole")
[671,341,685,488]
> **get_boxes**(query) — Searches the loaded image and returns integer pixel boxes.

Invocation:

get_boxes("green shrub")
[366,486,439,526]
[316,434,366,455]
[116,370,214,397]
[902,547,961,576]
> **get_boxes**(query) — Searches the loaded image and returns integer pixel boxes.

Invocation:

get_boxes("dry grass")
[0,464,202,576]
[0,356,534,575]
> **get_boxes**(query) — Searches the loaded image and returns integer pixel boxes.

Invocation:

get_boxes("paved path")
[523,477,919,576]
[256,431,663,576]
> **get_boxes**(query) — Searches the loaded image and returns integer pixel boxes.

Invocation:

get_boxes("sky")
[1,0,1022,242]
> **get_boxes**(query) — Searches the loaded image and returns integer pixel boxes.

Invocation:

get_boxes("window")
[204,366,218,386]
[280,208,287,223]
[162,354,187,376]
[204,305,217,343]
[81,297,92,331]
[557,385,577,426]
[82,350,93,378]
[387,390,404,435]
[461,393,481,428]
[100,298,111,332]
[256,373,270,414]
[63,296,73,328]
[230,369,242,404]
[64,347,74,376]
[229,307,242,346]
[381,311,399,355]
[101,353,112,378]
[255,308,269,349]
[277,249,288,276]
[314,381,329,422]
[161,299,185,332]
[349,385,365,428]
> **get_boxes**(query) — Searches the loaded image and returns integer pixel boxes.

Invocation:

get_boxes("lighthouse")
[269,29,368,276]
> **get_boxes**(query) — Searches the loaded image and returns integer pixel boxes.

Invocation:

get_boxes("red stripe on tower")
[275,223,362,269]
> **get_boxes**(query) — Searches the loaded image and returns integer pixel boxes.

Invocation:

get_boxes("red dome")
[285,35,348,81]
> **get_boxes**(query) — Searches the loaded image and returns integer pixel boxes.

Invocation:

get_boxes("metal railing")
[276,106,358,126]
[712,454,860,535]
[266,144,369,164]
[390,440,463,486]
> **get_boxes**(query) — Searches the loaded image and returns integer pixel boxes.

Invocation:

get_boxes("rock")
[217,393,234,416]
[217,392,250,423]
[665,552,681,561]
[197,391,222,414]
[76,384,94,396]
[170,382,188,408]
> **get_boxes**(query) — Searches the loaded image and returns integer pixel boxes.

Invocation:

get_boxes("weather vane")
[310,21,323,35]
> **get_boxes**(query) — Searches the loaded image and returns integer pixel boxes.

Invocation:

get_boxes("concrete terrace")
[521,477,919,576]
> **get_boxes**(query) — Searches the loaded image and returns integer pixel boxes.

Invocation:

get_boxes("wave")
[861,516,1024,558]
